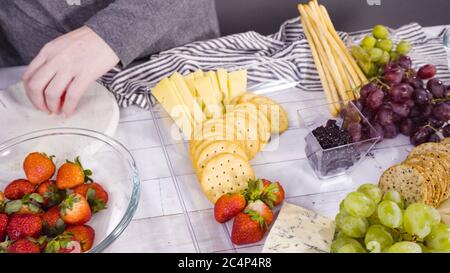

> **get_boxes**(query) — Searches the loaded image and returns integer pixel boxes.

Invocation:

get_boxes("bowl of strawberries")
[0,128,140,253]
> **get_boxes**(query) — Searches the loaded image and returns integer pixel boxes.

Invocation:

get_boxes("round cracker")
[193,141,247,177]
[233,103,271,144]
[223,111,260,159]
[249,96,289,134]
[379,164,429,206]
[200,153,255,203]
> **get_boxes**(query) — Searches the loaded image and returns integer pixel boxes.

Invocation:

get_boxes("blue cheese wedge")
[262,203,335,253]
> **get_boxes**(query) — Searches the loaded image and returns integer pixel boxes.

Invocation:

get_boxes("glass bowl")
[298,102,380,179]
[0,128,140,253]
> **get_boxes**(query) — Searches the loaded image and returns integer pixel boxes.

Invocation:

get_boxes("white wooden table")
[0,25,448,253]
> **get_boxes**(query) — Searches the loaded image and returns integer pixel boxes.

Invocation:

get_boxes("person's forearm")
[85,0,219,67]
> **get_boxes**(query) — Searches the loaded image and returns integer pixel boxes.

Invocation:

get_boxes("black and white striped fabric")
[100,18,450,109]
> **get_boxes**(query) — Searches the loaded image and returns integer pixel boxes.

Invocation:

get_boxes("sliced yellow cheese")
[184,73,204,110]
[217,68,229,105]
[152,78,194,138]
[170,72,205,125]
[228,70,248,100]
[207,71,223,102]
[184,73,195,94]
[194,77,223,119]
[194,69,204,79]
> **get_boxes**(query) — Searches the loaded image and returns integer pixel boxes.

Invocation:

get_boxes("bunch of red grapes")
[352,56,450,146]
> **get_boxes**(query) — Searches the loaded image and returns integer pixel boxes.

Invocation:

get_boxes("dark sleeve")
[85,0,219,67]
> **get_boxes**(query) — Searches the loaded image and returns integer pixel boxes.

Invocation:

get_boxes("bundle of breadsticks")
[298,0,368,116]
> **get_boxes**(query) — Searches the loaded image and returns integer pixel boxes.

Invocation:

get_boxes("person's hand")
[23,26,120,116]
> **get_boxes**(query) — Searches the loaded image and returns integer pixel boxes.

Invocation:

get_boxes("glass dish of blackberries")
[298,101,381,179]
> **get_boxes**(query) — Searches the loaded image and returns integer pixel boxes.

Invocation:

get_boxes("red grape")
[426,78,445,98]
[411,127,432,146]
[389,83,413,102]
[420,104,433,118]
[399,118,414,136]
[398,55,412,70]
[370,123,384,140]
[366,88,385,110]
[407,77,424,89]
[417,64,437,80]
[384,68,404,85]
[376,107,394,126]
[408,106,421,118]
[405,99,415,108]
[360,83,377,100]
[413,88,432,105]
[432,103,450,121]
[443,125,450,137]
[383,124,399,139]
[347,122,363,142]
[428,133,441,143]
[390,101,410,118]
[428,117,444,128]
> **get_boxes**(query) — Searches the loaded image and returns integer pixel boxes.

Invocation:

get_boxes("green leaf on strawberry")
[86,188,107,213]
[245,209,267,230]
[5,200,22,214]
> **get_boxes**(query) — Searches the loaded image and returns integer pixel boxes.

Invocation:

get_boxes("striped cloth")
[100,18,450,109]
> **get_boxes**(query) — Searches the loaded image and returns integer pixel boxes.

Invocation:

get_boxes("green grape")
[357,184,382,204]
[418,243,430,253]
[343,192,376,217]
[361,35,377,49]
[335,212,346,229]
[368,48,384,62]
[367,209,381,226]
[376,39,394,52]
[387,242,422,253]
[372,25,389,39]
[377,50,390,65]
[358,60,378,78]
[383,190,404,209]
[364,225,394,252]
[340,215,369,238]
[351,45,370,62]
[396,41,412,55]
[425,223,450,251]
[337,244,367,253]
[339,200,347,213]
[424,206,441,225]
[390,52,399,62]
[403,203,433,239]
[377,201,403,229]
[331,236,365,253]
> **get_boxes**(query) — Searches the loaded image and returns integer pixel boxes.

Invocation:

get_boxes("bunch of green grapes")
[331,184,450,253]
[352,25,412,77]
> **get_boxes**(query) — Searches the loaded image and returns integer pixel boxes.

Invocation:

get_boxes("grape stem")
[432,97,450,103]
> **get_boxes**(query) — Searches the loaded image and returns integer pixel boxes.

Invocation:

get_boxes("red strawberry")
[4,179,35,200]
[0,214,8,241]
[59,193,92,225]
[36,180,66,208]
[4,193,44,216]
[7,214,42,240]
[261,180,285,208]
[23,152,56,185]
[56,157,92,190]
[45,232,82,253]
[231,210,267,245]
[214,193,246,223]
[65,225,95,252]
[7,238,40,253]
[42,206,65,236]
[246,200,273,225]
[73,182,108,213]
